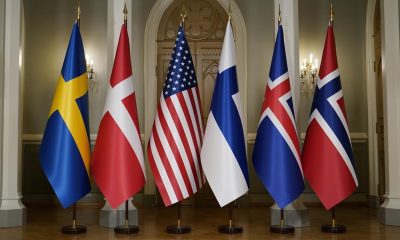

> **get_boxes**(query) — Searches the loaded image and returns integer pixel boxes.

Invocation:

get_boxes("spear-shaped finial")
[76,0,81,26]
[228,0,232,20]
[180,5,189,30]
[123,3,128,25]
[278,4,281,25]
[330,3,334,26]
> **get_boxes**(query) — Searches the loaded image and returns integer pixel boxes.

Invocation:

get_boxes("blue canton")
[163,26,197,98]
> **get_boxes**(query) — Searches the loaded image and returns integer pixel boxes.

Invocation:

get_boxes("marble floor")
[0,205,399,239]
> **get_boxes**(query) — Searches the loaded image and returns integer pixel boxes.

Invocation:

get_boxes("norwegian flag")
[147,25,204,207]
[301,24,358,210]
[252,24,304,209]
[91,23,146,208]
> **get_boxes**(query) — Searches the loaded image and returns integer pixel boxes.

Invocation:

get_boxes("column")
[99,0,138,228]
[0,0,26,228]
[379,0,400,226]
[270,0,310,227]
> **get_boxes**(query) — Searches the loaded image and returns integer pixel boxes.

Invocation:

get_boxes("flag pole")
[62,203,87,234]
[321,206,347,233]
[218,201,243,234]
[113,6,139,234]
[270,207,295,234]
[61,4,86,234]
[165,7,191,235]
[114,200,139,234]
[166,201,191,234]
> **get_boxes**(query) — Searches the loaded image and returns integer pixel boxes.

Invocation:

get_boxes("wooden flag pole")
[114,200,139,234]
[62,203,87,234]
[270,208,295,234]
[218,201,243,234]
[321,207,347,233]
[166,202,191,234]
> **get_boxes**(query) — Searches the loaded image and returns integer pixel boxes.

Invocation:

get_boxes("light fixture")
[300,53,319,94]
[85,54,95,80]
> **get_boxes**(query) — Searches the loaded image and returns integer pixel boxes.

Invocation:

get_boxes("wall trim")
[22,134,145,145]
[366,0,380,200]
[247,132,368,144]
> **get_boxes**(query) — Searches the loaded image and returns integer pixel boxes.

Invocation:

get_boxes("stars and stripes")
[252,24,304,209]
[301,24,358,210]
[147,25,204,207]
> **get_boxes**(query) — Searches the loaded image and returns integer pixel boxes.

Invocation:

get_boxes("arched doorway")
[144,0,247,205]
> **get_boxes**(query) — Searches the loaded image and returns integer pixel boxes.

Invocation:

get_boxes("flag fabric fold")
[91,23,146,209]
[200,19,249,207]
[252,24,304,209]
[147,24,205,207]
[39,23,91,208]
[301,24,358,210]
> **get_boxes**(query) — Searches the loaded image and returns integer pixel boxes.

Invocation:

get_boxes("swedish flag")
[40,23,91,208]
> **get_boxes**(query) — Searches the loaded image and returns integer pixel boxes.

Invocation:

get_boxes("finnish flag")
[200,19,249,207]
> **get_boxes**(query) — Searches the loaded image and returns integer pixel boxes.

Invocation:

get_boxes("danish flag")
[91,23,146,208]
[301,24,358,210]
[252,24,304,209]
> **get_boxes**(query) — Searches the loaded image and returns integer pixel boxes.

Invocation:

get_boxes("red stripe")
[147,145,172,206]
[162,99,195,195]
[151,124,184,202]
[170,94,200,190]
[191,88,206,184]
[188,88,204,143]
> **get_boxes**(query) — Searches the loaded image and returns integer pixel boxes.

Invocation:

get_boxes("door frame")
[366,0,380,206]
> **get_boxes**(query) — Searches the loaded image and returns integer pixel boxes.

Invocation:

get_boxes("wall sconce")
[85,54,95,80]
[300,53,319,94]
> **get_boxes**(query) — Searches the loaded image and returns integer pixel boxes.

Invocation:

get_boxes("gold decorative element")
[159,0,228,41]
[278,4,281,25]
[330,3,334,25]
[180,5,189,23]
[76,0,81,26]
[124,3,128,25]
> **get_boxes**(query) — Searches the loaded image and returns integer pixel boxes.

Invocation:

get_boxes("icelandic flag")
[200,19,249,207]
[39,23,91,208]
[301,24,358,210]
[252,24,304,209]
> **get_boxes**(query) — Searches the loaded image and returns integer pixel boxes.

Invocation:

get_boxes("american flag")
[148,25,204,206]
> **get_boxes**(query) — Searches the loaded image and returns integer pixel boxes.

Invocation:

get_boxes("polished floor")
[1,205,400,239]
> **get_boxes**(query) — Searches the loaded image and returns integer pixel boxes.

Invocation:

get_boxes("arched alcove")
[143,0,247,195]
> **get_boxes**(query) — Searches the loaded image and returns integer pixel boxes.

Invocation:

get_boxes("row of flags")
[39,18,357,210]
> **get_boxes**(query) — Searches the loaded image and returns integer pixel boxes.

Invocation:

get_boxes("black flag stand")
[62,203,87,234]
[270,208,295,234]
[166,202,191,234]
[321,207,346,233]
[218,201,243,234]
[114,200,139,234]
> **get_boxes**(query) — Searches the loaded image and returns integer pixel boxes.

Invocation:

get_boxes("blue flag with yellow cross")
[40,23,91,208]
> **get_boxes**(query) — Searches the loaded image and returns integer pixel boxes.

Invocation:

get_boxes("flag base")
[270,224,295,234]
[166,224,191,234]
[218,225,243,234]
[61,225,87,234]
[114,225,139,234]
[321,224,346,233]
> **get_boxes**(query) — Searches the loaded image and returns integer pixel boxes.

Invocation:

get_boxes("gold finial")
[330,3,334,26]
[76,0,81,26]
[123,3,128,25]
[278,4,281,25]
[180,5,189,23]
[228,0,232,20]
